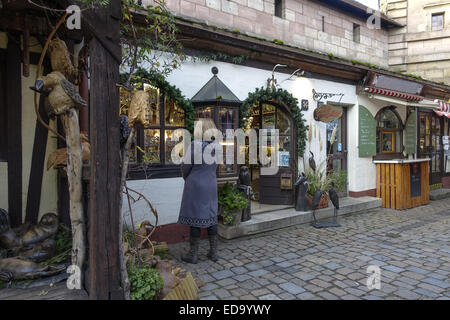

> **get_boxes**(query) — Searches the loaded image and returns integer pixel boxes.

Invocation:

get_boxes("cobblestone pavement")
[168,199,450,300]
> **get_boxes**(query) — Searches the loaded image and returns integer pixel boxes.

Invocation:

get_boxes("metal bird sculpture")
[30,71,86,115]
[48,38,78,81]
[311,183,341,229]
[327,182,341,227]
[309,151,317,172]
[120,115,131,149]
[311,188,322,225]
[239,166,251,186]
[294,172,309,212]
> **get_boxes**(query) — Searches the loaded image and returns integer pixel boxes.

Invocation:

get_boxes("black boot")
[181,236,199,264]
[207,234,219,262]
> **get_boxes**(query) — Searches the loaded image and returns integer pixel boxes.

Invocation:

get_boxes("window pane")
[218,107,236,131]
[144,129,160,163]
[119,87,131,115]
[376,109,401,129]
[143,84,160,126]
[262,104,275,129]
[277,109,291,135]
[196,106,213,119]
[432,14,444,31]
[165,130,183,164]
[165,98,185,126]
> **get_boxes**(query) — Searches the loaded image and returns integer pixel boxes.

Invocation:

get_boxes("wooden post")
[6,32,22,228]
[87,1,123,300]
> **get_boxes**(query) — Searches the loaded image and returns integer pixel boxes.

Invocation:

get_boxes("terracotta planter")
[307,193,329,210]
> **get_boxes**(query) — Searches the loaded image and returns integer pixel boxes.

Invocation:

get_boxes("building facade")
[119,0,450,242]
[382,0,450,85]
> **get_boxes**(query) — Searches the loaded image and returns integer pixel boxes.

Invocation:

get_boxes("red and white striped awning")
[434,100,450,118]
[365,87,424,102]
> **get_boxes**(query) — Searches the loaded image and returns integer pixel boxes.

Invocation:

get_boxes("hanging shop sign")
[404,112,417,155]
[358,105,377,157]
[313,104,343,123]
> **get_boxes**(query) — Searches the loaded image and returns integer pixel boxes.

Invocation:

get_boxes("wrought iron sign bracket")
[312,89,345,103]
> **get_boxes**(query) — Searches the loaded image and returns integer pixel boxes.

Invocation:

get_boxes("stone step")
[430,188,450,201]
[218,196,382,240]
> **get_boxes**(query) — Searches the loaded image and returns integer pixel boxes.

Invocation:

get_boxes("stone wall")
[382,0,450,85]
[146,0,390,67]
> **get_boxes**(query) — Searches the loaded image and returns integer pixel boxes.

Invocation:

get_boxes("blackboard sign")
[410,163,421,198]
[405,113,417,155]
[359,105,376,157]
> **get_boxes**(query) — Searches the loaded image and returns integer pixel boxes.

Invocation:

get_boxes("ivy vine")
[240,87,308,156]
[120,68,195,133]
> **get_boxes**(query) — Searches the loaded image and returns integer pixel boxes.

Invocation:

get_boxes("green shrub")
[329,170,347,193]
[218,183,248,213]
[128,265,164,300]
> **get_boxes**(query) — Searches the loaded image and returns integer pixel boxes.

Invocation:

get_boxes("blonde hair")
[194,118,218,140]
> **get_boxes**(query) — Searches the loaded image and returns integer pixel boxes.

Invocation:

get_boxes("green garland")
[120,68,195,133]
[240,87,308,156]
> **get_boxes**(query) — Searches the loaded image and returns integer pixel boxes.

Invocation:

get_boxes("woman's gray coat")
[178,140,218,228]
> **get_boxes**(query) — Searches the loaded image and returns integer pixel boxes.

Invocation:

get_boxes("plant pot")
[220,210,242,227]
[307,193,329,210]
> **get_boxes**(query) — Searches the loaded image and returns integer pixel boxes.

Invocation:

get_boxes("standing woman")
[178,118,219,264]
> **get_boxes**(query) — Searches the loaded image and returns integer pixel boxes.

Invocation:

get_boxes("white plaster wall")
[0,31,58,220]
[126,58,358,227]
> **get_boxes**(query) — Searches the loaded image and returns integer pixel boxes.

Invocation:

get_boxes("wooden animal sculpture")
[47,133,90,170]
[0,213,58,250]
[30,71,87,115]
[311,189,322,225]
[17,238,56,263]
[309,151,317,172]
[0,208,9,234]
[156,260,181,299]
[0,258,65,281]
[294,172,309,212]
[128,90,152,128]
[48,38,78,80]
[239,166,251,186]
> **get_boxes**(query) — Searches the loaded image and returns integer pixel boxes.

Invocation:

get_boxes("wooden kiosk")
[375,159,430,210]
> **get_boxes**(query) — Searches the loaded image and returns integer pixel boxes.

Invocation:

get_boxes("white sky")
[355,0,380,10]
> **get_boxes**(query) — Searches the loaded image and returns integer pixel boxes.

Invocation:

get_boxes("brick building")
[382,0,450,85]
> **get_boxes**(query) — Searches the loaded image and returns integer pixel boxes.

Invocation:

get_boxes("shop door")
[250,103,297,205]
[326,109,347,185]
[418,112,443,185]
[255,103,296,205]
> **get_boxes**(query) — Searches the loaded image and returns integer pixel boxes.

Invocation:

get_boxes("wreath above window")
[240,87,308,156]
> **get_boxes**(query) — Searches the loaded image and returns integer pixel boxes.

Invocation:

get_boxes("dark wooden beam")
[87,0,123,300]
[6,32,22,227]
[24,62,50,224]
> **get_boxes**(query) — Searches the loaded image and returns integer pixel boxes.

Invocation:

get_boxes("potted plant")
[218,183,249,226]
[306,161,331,209]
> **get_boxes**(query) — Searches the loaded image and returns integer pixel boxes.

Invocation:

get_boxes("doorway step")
[430,188,450,201]
[218,197,381,240]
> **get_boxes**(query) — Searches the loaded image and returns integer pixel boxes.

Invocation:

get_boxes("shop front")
[417,100,450,187]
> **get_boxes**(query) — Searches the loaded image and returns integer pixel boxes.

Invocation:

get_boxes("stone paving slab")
[168,199,450,300]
